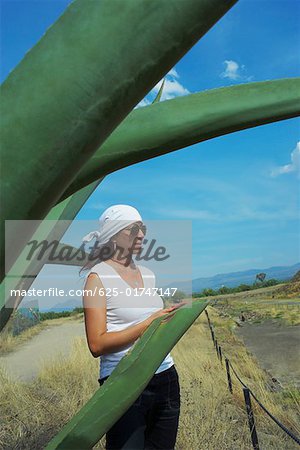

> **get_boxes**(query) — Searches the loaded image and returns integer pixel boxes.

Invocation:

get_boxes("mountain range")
[161,262,300,295]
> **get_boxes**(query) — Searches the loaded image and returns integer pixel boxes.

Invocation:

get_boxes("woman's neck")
[109,256,136,270]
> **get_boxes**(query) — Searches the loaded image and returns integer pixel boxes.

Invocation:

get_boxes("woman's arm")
[83,273,154,358]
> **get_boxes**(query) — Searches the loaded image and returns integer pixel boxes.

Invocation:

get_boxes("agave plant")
[1,0,299,447]
[1,0,238,282]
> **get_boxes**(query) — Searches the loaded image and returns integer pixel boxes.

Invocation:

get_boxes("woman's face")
[114,221,145,256]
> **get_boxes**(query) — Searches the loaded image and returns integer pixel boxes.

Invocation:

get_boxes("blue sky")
[1,0,299,279]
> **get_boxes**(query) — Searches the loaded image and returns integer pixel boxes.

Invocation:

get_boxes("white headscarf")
[82,204,143,245]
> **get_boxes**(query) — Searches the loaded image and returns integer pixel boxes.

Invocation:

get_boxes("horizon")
[20,261,299,311]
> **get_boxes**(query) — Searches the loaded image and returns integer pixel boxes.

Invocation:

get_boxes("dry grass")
[0,335,104,450]
[173,307,300,450]
[0,307,299,449]
[0,321,48,355]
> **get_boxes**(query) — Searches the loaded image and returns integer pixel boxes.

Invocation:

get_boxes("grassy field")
[0,299,299,449]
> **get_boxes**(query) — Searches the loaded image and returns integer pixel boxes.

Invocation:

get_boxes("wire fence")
[204,309,300,449]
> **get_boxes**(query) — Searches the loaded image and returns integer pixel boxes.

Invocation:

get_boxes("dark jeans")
[98,364,180,450]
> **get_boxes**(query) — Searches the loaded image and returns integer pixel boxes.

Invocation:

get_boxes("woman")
[80,204,184,450]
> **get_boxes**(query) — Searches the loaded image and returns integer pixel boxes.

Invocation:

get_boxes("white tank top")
[83,261,174,379]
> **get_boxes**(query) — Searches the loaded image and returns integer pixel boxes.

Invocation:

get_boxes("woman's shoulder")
[83,261,112,280]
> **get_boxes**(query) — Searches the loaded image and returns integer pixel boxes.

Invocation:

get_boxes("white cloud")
[167,68,180,79]
[147,173,298,222]
[88,202,106,210]
[135,67,190,108]
[220,60,239,80]
[152,77,190,101]
[155,208,219,221]
[135,98,151,108]
[270,141,300,178]
[153,203,298,223]
[220,59,253,82]
[212,257,264,268]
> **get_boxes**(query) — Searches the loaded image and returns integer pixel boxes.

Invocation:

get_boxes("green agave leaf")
[0,180,102,332]
[1,0,237,281]
[152,78,165,104]
[58,77,300,202]
[45,300,208,449]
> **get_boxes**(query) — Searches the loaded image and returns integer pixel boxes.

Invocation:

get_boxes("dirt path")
[0,321,86,383]
[236,321,300,387]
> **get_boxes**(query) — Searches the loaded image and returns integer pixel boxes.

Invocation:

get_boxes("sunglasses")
[124,223,147,238]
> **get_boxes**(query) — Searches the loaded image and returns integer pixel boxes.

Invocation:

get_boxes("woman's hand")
[147,301,188,325]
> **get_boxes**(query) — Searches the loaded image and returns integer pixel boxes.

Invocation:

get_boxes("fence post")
[218,345,223,364]
[243,388,260,450]
[225,358,233,393]
[215,339,219,358]
[205,309,210,326]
